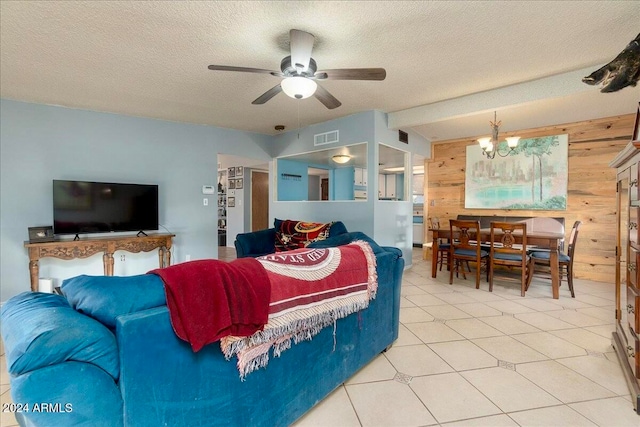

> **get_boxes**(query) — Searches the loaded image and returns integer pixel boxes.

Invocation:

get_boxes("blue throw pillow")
[0,292,119,379]
[61,274,166,328]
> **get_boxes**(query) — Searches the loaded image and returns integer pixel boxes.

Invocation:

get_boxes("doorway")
[251,170,269,231]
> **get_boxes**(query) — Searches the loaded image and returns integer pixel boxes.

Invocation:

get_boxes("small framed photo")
[229,179,236,189]
[235,178,243,189]
[235,166,243,176]
[28,226,54,242]
[228,167,235,178]
[228,197,235,207]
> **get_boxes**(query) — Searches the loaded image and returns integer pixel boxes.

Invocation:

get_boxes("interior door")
[251,171,269,231]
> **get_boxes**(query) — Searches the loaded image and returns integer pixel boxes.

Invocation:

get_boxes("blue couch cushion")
[61,274,166,328]
[307,231,384,255]
[0,292,119,379]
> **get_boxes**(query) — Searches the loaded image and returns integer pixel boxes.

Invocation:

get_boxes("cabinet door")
[361,168,367,186]
[378,174,385,197]
[628,282,640,336]
[386,174,396,198]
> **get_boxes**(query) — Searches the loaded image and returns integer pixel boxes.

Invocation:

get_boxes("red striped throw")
[221,240,377,379]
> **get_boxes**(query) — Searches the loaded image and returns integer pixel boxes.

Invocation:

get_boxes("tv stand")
[73,234,80,241]
[24,233,175,292]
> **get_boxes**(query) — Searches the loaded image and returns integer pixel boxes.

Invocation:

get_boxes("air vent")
[314,130,339,146]
[399,130,408,144]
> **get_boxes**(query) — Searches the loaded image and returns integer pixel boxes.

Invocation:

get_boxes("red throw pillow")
[275,220,333,252]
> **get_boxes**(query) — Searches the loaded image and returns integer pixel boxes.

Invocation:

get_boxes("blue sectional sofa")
[1,231,403,427]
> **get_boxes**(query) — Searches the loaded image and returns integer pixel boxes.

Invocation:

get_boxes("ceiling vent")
[314,130,339,146]
[399,130,408,144]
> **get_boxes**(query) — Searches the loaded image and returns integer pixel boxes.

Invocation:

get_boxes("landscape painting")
[465,134,568,210]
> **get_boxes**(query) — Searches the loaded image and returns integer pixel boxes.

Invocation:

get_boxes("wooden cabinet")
[610,140,640,413]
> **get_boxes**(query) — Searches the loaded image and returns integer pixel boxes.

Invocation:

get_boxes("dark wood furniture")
[428,217,450,272]
[431,227,564,298]
[24,233,175,291]
[449,220,488,289]
[610,133,640,414]
[530,220,582,298]
[488,222,534,297]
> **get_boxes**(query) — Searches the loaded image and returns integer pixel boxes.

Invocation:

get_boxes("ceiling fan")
[207,29,386,109]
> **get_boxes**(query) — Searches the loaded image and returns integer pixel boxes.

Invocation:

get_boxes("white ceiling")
[1,1,639,143]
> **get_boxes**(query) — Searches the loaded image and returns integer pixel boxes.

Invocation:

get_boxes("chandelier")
[477,111,520,159]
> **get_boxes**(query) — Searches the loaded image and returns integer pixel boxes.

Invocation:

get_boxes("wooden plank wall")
[426,113,636,283]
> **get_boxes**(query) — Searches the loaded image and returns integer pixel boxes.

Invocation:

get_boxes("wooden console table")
[24,233,175,291]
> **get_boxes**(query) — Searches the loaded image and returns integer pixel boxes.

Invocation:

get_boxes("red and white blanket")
[221,240,377,379]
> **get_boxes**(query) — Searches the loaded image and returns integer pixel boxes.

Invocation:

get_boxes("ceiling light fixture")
[281,77,317,99]
[332,154,351,164]
[477,111,521,159]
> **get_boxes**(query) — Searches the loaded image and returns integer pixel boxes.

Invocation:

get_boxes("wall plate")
[202,185,215,195]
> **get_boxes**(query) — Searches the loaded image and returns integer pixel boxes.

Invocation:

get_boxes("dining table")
[430,227,566,299]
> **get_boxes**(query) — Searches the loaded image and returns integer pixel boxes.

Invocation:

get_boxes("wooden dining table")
[430,228,565,299]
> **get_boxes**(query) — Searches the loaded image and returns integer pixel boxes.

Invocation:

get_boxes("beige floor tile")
[346,380,437,427]
[479,315,541,335]
[428,340,498,372]
[569,397,640,427]
[485,300,536,314]
[584,324,616,339]
[456,302,503,318]
[445,318,504,339]
[399,307,435,324]
[435,292,479,305]
[1,389,18,427]
[399,296,416,308]
[507,405,597,426]
[441,414,519,427]
[511,332,587,359]
[548,298,595,310]
[574,294,615,307]
[293,386,360,427]
[401,285,428,296]
[410,373,501,423]
[549,328,614,354]
[346,353,397,385]
[462,291,507,303]
[405,293,448,307]
[405,321,465,344]
[576,306,615,322]
[423,304,473,320]
[417,284,456,294]
[461,367,561,412]
[384,344,453,377]
[394,323,423,346]
[516,360,616,403]
[557,355,630,396]
[507,297,561,312]
[472,336,548,364]
[514,311,576,331]
[544,309,611,327]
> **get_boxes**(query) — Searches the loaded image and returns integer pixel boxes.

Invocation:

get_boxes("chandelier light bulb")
[506,136,521,148]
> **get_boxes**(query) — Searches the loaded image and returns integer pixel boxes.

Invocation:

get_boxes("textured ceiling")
[1,1,639,142]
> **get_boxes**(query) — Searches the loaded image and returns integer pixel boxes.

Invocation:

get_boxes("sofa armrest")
[234,228,276,258]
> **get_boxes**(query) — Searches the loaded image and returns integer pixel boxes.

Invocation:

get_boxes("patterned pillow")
[275,220,333,252]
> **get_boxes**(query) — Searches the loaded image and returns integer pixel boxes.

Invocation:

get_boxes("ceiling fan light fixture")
[281,76,317,99]
[332,154,351,164]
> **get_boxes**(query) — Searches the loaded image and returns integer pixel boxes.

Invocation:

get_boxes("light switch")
[203,198,209,206]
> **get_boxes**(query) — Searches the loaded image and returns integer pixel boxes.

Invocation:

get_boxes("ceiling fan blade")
[290,29,315,71]
[252,84,283,105]
[315,68,387,81]
[314,84,342,109]
[208,65,278,75]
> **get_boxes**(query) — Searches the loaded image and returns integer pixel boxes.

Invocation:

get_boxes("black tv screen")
[53,180,159,235]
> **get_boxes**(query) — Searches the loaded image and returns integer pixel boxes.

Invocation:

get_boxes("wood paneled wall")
[427,113,636,283]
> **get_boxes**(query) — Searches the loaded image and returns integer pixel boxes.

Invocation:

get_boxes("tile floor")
[1,249,638,426]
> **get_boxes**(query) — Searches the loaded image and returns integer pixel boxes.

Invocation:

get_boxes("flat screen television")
[53,180,159,236]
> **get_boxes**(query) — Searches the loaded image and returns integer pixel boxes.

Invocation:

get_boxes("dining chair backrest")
[567,220,582,261]
[449,220,481,253]
[490,221,528,259]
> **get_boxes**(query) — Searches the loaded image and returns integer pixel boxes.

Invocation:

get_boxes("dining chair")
[529,220,582,298]
[489,221,534,297]
[429,217,450,272]
[449,219,489,289]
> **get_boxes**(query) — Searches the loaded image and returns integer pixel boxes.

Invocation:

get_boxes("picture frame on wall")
[235,166,243,176]
[235,178,243,189]
[228,167,235,178]
[228,197,235,207]
[229,179,235,189]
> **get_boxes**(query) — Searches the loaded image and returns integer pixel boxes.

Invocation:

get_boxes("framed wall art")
[465,134,568,210]
[235,178,243,189]
[227,197,235,207]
